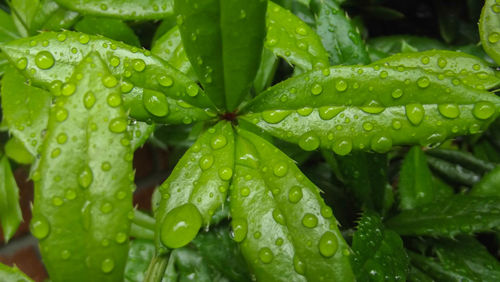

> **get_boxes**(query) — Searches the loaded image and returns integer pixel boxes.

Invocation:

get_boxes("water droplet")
[295,26,307,35]
[473,101,495,120]
[272,209,286,225]
[417,77,430,88]
[101,258,114,273]
[61,250,71,260]
[302,213,318,228]
[240,187,250,197]
[82,91,96,109]
[101,162,111,171]
[293,255,306,275]
[56,133,67,144]
[211,135,227,150]
[16,58,27,70]
[52,196,63,206]
[370,135,392,153]
[391,89,403,99]
[438,104,460,119]
[110,56,120,67]
[62,83,76,96]
[288,186,303,203]
[262,110,290,124]
[160,203,202,248]
[35,51,54,69]
[259,248,274,264]
[57,33,67,42]
[115,232,127,244]
[31,216,50,239]
[335,80,348,92]
[55,108,68,122]
[297,107,313,116]
[78,166,93,188]
[102,75,118,88]
[360,100,385,114]
[379,71,388,78]
[332,139,352,156]
[107,94,122,107]
[109,118,128,133]
[132,59,146,72]
[186,84,199,97]
[100,202,113,214]
[363,122,374,131]
[65,189,76,200]
[420,56,430,65]
[78,34,90,44]
[321,206,333,218]
[311,84,323,95]
[199,154,214,170]
[319,232,338,257]
[273,162,288,177]
[405,104,425,125]
[319,106,344,120]
[143,90,169,117]
[298,132,320,151]
[120,81,134,93]
[392,120,402,130]
[488,32,500,43]
[218,167,233,181]
[158,75,173,87]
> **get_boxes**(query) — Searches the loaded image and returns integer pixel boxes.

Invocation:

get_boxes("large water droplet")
[417,77,430,88]
[488,32,500,43]
[143,90,169,117]
[293,255,306,275]
[335,80,348,92]
[297,107,313,116]
[259,247,274,264]
[438,104,460,119]
[101,258,115,273]
[319,232,338,257]
[332,139,352,156]
[107,94,122,107]
[272,209,286,225]
[311,84,323,95]
[132,59,146,72]
[288,186,303,203]
[102,75,118,88]
[273,161,288,177]
[211,135,227,150]
[158,75,173,87]
[231,218,247,242]
[84,91,96,109]
[186,84,199,97]
[262,110,290,124]
[199,154,214,170]
[218,167,233,181]
[31,216,50,239]
[78,166,93,188]
[160,203,202,248]
[109,118,128,133]
[302,213,318,228]
[405,104,425,125]
[55,108,68,122]
[319,106,344,120]
[391,89,403,99]
[35,51,55,69]
[472,101,495,120]
[298,132,320,151]
[370,135,392,153]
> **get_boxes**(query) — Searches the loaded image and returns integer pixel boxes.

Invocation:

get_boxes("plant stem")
[143,252,169,282]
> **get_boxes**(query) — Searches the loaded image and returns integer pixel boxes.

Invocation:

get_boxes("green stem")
[130,223,155,241]
[133,209,156,230]
[143,253,170,282]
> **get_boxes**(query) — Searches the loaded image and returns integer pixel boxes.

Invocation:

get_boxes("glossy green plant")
[0,0,499,281]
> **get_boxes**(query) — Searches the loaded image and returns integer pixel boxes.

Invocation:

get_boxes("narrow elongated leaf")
[31,53,134,281]
[409,251,476,281]
[368,35,447,57]
[0,155,23,242]
[398,146,435,210]
[11,0,79,37]
[426,148,496,174]
[470,165,500,197]
[54,0,173,20]
[480,0,500,65]
[0,263,32,282]
[151,26,197,80]
[266,1,329,72]
[1,68,51,156]
[385,195,500,236]
[230,128,354,281]
[253,47,279,94]
[175,0,267,111]
[311,0,370,65]
[155,121,234,249]
[351,211,408,281]
[0,9,21,43]
[426,155,481,186]
[374,50,500,90]
[241,60,500,155]
[74,16,140,47]
[0,31,215,125]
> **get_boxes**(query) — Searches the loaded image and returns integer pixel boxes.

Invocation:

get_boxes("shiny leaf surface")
[480,0,500,65]
[0,155,23,242]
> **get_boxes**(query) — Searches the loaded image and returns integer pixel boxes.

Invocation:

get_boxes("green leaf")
[53,0,173,20]
[479,0,500,65]
[398,146,435,210]
[0,263,32,282]
[5,137,34,164]
[0,9,21,43]
[351,211,408,281]
[253,47,279,94]
[1,68,51,156]
[241,60,500,155]
[470,165,500,197]
[311,0,370,65]
[74,16,140,47]
[368,35,446,57]
[385,195,500,236]
[229,128,354,281]
[409,251,475,281]
[151,26,197,79]
[31,53,134,281]
[10,0,79,37]
[124,239,156,282]
[175,0,267,111]
[266,1,329,72]
[155,121,234,249]
[128,121,155,151]
[426,155,481,186]
[337,152,388,212]
[0,31,216,125]
[426,148,496,174]
[0,155,23,242]
[374,50,500,90]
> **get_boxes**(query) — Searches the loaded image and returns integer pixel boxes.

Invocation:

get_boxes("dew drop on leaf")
[101,258,114,273]
[288,186,303,203]
[272,209,286,225]
[143,91,169,117]
[218,167,233,181]
[31,216,50,239]
[405,103,425,125]
[132,59,146,72]
[472,101,495,120]
[416,77,430,88]
[319,232,338,258]
[438,104,460,119]
[160,203,202,248]
[109,118,128,133]
[332,139,352,156]
[78,166,93,188]
[262,110,290,124]
[298,132,320,151]
[273,161,288,177]
[199,154,214,170]
[84,91,96,109]
[258,247,274,264]
[293,255,306,275]
[310,83,323,95]
[35,51,55,70]
[302,213,318,228]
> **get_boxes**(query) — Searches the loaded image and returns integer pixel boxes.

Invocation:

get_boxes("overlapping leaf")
[229,128,354,281]
[155,121,234,249]
[74,16,140,47]
[0,263,32,282]
[31,53,134,281]
[385,195,500,236]
[0,155,23,242]
[0,31,215,125]
[0,9,20,43]
[480,0,500,64]
[241,53,500,155]
[53,0,173,20]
